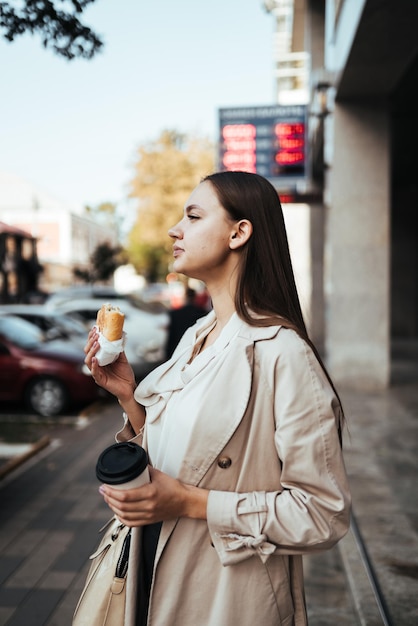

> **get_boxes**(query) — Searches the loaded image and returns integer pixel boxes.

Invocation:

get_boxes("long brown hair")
[203,170,345,440]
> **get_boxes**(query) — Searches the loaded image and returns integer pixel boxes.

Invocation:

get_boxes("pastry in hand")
[96,303,125,341]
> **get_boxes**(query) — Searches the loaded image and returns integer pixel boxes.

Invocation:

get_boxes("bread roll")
[96,303,125,341]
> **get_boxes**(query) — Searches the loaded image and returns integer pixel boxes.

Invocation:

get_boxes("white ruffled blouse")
[134,310,243,477]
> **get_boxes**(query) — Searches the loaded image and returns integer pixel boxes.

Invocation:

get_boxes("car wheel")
[25,377,68,417]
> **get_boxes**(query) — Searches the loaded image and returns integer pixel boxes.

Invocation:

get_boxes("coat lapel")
[176,324,280,486]
[153,324,281,572]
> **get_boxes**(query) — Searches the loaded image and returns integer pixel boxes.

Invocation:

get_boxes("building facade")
[265,0,418,389]
[0,171,118,295]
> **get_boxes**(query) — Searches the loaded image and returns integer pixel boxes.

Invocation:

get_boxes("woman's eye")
[188,214,199,220]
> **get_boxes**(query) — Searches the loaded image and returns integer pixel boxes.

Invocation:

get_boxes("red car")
[0,313,100,416]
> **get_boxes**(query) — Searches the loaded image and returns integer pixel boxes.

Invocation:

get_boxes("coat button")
[217,456,232,469]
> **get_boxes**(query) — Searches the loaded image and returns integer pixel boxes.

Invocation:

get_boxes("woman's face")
[168,181,236,282]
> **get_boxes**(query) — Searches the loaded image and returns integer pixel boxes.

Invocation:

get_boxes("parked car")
[45,286,168,314]
[44,285,125,309]
[139,281,185,309]
[0,304,87,350]
[0,313,100,417]
[46,297,169,380]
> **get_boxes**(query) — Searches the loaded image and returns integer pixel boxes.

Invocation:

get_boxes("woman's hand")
[98,467,209,526]
[84,327,136,400]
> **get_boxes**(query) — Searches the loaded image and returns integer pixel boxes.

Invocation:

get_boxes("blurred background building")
[260,0,418,391]
[0,171,118,295]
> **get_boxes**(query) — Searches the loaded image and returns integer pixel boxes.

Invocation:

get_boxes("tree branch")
[0,0,103,59]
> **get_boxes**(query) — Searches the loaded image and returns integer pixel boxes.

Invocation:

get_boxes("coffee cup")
[96,442,150,489]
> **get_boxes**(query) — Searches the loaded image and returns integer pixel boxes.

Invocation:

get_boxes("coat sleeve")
[206,329,351,566]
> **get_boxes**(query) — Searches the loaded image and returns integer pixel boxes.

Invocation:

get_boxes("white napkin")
[94,325,127,366]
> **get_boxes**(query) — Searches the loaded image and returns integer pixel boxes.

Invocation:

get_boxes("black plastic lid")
[96,442,148,485]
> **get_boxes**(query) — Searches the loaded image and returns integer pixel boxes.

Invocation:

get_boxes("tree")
[127,129,215,282]
[84,201,121,235]
[73,241,125,283]
[0,0,103,60]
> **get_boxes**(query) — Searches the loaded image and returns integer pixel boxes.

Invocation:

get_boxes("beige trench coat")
[117,320,351,626]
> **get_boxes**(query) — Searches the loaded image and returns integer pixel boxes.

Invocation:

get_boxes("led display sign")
[218,105,307,187]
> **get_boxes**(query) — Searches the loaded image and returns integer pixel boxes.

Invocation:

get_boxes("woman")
[84,171,351,626]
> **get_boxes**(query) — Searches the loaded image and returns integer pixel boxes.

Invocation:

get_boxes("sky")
[1,0,276,213]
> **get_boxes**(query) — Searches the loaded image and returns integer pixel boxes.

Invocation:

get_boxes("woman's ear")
[229,219,253,250]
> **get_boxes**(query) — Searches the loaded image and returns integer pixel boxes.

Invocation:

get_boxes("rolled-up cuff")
[207,490,274,565]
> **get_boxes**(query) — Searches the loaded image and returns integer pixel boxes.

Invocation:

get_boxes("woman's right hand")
[84,327,136,401]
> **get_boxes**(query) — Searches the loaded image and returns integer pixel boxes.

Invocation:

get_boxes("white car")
[0,304,87,350]
[47,297,169,380]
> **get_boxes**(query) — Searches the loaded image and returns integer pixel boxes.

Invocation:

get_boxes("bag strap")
[115,529,131,578]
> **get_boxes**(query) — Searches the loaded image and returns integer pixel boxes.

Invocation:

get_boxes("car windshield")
[54,314,86,335]
[0,315,43,349]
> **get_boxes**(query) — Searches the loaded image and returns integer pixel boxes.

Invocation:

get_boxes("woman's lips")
[173,246,183,257]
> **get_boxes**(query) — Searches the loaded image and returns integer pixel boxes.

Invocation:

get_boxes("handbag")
[73,516,131,626]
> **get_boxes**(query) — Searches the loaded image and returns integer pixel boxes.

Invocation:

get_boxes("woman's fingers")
[84,330,99,367]
[100,482,154,508]
[83,329,136,395]
[84,327,97,353]
[98,469,187,525]
[99,483,157,525]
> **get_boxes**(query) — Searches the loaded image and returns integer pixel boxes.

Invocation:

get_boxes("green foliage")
[127,242,168,284]
[73,241,125,283]
[91,242,123,281]
[0,0,103,59]
[127,129,215,280]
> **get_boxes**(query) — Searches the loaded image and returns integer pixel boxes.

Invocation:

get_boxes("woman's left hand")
[98,466,208,526]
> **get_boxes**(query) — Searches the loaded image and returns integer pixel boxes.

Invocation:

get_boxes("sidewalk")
[0,400,116,626]
[0,378,417,625]
[337,382,418,625]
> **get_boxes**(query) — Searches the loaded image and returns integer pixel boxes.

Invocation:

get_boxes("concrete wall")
[325,103,390,388]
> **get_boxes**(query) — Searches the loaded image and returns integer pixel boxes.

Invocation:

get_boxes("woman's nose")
[168,222,182,239]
